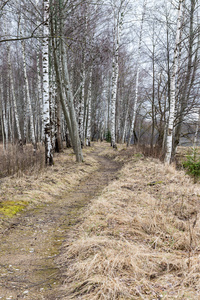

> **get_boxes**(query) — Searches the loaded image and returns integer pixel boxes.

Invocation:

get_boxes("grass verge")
[59,146,200,299]
[0,144,99,226]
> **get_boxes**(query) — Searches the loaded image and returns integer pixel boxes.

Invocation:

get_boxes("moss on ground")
[0,200,29,217]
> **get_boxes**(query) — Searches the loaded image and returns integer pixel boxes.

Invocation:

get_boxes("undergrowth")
[182,147,200,183]
[0,143,45,178]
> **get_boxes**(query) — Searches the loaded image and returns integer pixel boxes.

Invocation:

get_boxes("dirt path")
[0,146,121,300]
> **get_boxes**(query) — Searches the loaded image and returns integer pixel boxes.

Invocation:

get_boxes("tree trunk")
[127,0,146,147]
[86,67,93,146]
[110,7,124,148]
[43,0,53,165]
[50,14,83,162]
[36,42,44,143]
[79,54,86,147]
[172,0,197,156]
[21,36,36,150]
[122,95,130,143]
[0,76,8,149]
[165,0,184,164]
[61,40,83,162]
[7,43,22,143]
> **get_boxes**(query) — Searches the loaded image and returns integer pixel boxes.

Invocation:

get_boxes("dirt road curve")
[0,146,121,299]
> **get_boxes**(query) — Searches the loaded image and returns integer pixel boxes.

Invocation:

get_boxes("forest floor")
[0,142,200,299]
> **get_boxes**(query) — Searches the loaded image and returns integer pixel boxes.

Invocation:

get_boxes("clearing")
[0,142,200,299]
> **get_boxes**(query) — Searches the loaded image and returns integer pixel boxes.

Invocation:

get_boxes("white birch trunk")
[0,80,5,150]
[110,55,118,147]
[86,67,93,146]
[0,76,8,149]
[35,0,44,143]
[117,93,123,143]
[43,0,53,165]
[0,108,4,151]
[21,37,36,148]
[165,0,184,164]
[23,82,28,144]
[110,9,124,148]
[122,96,130,143]
[7,44,22,143]
[49,65,56,150]
[8,94,13,145]
[36,44,44,142]
[127,0,146,146]
[79,57,85,146]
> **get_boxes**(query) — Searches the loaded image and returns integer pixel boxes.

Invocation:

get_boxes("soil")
[0,144,122,300]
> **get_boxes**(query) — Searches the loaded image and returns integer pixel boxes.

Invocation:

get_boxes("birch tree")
[7,43,22,143]
[21,36,36,150]
[110,0,126,148]
[0,76,8,149]
[127,0,147,147]
[51,0,83,162]
[86,67,93,146]
[43,0,53,165]
[79,44,86,146]
[165,0,184,164]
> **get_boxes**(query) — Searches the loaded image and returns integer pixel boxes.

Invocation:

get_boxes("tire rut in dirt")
[0,151,122,299]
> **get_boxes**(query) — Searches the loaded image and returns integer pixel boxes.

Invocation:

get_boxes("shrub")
[105,130,111,143]
[182,147,200,183]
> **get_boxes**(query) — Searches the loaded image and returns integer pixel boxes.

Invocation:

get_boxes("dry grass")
[0,144,99,225]
[60,146,200,299]
[0,143,45,178]
[97,142,127,160]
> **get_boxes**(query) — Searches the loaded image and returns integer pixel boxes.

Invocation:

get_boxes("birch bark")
[0,79,5,150]
[86,67,93,146]
[165,0,184,164]
[79,54,86,146]
[7,44,22,143]
[21,37,36,149]
[36,44,44,142]
[127,0,146,147]
[43,0,53,165]
[78,4,88,147]
[110,5,124,148]
[0,76,8,149]
[122,95,130,143]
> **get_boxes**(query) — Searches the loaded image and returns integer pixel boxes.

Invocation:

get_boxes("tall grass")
[0,143,45,178]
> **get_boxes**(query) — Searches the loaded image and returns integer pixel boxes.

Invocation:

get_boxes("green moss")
[0,200,29,217]
[147,181,163,186]
[134,153,144,158]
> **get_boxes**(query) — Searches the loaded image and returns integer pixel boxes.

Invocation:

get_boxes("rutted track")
[0,145,122,300]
